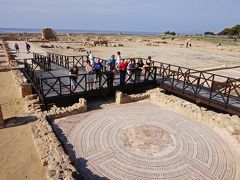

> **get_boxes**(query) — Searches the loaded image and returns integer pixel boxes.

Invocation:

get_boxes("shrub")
[164,31,176,36]
[204,32,215,35]
[218,24,240,36]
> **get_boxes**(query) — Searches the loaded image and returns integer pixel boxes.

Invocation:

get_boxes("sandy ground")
[0,125,47,180]
[32,35,240,73]
[0,72,26,119]
[0,50,47,179]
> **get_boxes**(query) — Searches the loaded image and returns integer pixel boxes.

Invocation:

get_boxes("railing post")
[225,79,232,108]
[209,74,215,100]
[85,74,87,91]
[59,77,62,96]
[172,71,175,90]
[40,78,44,100]
[195,75,200,98]
[153,67,157,84]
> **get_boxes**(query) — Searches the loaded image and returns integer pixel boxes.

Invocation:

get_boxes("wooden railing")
[32,53,51,70]
[24,52,240,116]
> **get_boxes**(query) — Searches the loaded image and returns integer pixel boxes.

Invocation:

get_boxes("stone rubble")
[31,117,77,179]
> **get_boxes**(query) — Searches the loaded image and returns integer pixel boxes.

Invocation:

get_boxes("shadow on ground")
[4,115,37,128]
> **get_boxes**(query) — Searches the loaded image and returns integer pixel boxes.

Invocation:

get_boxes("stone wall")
[2,41,33,97]
[11,69,32,97]
[25,97,88,179]
[115,91,150,104]
[31,117,77,179]
[43,98,87,119]
[149,88,240,145]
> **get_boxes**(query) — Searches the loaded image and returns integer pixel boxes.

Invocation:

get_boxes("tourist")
[88,51,95,66]
[135,59,144,82]
[127,59,136,83]
[69,65,79,92]
[107,55,116,71]
[118,59,128,87]
[106,55,116,87]
[93,58,103,88]
[85,60,94,90]
[144,56,152,80]
[86,51,89,60]
[26,42,31,54]
[14,43,19,53]
[116,51,121,67]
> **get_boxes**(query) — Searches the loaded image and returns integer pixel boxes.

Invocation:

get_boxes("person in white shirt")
[115,51,121,67]
[88,51,95,66]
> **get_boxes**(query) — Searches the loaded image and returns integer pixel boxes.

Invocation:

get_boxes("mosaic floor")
[53,102,236,180]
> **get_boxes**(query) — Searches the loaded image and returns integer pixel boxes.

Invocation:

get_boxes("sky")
[0,0,239,34]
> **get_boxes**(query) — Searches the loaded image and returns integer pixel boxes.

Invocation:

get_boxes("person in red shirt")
[118,59,128,86]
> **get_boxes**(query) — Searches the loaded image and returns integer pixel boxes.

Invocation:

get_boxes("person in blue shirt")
[93,58,103,88]
[107,55,116,71]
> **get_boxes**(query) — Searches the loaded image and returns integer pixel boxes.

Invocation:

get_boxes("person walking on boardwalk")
[85,60,95,90]
[14,43,19,53]
[106,55,116,87]
[69,65,79,92]
[118,59,128,87]
[26,42,31,54]
[93,58,103,88]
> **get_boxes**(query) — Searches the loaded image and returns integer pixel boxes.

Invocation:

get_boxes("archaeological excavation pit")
[52,101,239,179]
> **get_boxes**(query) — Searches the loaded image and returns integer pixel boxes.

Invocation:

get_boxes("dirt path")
[0,125,47,180]
[0,72,26,119]
[0,47,47,179]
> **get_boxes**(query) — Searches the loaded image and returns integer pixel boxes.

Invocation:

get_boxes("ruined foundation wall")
[116,91,150,104]
[2,41,32,97]
[27,98,88,179]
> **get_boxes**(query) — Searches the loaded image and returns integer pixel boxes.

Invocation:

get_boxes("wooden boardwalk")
[7,41,240,116]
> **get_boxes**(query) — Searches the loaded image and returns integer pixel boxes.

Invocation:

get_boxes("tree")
[218,25,240,36]
[164,31,176,36]
[204,32,215,35]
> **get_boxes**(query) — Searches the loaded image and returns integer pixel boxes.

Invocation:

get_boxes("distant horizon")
[0,25,238,35]
[1,0,239,34]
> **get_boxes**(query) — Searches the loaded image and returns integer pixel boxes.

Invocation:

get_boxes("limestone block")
[79,98,87,112]
[116,91,123,104]
[227,125,240,135]
[230,115,240,125]
[0,106,4,129]
[25,94,38,101]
